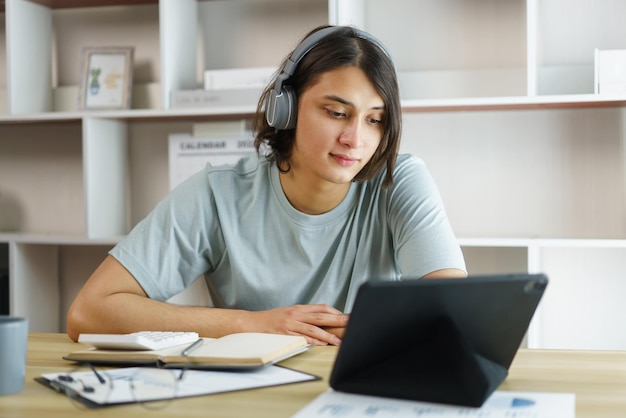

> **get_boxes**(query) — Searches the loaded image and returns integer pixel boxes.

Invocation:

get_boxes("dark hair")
[253,25,402,187]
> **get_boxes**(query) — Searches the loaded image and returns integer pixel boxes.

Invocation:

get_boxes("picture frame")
[79,46,134,110]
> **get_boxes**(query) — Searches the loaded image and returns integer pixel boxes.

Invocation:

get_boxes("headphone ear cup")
[265,85,297,130]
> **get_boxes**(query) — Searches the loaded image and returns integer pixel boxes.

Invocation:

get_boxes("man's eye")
[326,109,346,118]
[368,117,383,125]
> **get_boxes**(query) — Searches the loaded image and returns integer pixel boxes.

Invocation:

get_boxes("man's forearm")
[66,293,249,342]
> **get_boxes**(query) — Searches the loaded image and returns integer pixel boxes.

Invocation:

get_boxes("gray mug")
[0,316,29,395]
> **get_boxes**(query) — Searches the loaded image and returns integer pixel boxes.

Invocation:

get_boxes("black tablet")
[329,273,548,407]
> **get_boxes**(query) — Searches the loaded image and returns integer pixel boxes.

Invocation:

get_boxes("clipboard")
[36,365,319,408]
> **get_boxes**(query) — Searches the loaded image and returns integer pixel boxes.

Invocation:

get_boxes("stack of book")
[595,49,626,95]
[171,67,276,109]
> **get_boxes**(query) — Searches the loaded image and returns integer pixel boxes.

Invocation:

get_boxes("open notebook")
[64,332,313,370]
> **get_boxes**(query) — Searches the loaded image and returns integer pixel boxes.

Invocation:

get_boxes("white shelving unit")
[0,0,625,350]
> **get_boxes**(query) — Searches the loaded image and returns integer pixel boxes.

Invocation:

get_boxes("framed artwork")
[79,46,134,110]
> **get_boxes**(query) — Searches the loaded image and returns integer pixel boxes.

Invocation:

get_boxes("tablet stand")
[331,316,508,407]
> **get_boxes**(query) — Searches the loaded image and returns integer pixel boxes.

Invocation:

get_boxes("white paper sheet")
[292,389,575,418]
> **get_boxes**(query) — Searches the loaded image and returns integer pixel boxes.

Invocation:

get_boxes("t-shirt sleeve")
[387,155,466,278]
[109,169,221,300]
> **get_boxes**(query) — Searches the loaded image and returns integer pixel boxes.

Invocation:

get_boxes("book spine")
[170,89,261,109]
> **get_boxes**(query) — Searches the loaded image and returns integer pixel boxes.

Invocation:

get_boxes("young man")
[67,25,466,346]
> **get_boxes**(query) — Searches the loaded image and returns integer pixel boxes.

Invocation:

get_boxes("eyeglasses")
[51,363,184,409]
[51,363,114,409]
[129,367,184,409]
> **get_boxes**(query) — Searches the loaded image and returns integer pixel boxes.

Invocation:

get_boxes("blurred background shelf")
[1,0,625,350]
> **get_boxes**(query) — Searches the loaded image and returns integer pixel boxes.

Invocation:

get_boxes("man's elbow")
[66,301,89,342]
[422,268,467,279]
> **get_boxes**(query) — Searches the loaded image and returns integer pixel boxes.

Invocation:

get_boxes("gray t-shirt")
[110,153,465,312]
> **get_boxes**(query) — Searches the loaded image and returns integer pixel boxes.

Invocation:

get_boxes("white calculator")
[78,331,199,351]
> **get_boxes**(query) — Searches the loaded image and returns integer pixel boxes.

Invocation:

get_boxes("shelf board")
[2,234,625,248]
[8,0,157,9]
[459,237,626,248]
[0,232,121,246]
[0,0,157,13]
[402,94,626,112]
[1,93,625,124]
[0,106,258,124]
[0,0,221,12]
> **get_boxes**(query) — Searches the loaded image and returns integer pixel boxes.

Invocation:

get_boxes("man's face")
[289,66,385,188]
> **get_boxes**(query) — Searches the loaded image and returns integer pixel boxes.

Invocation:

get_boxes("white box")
[192,120,247,137]
[594,49,626,94]
[204,67,276,90]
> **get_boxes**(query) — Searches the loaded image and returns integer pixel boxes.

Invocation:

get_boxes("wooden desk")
[1,333,626,417]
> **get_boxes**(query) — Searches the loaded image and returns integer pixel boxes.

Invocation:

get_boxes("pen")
[180,338,204,356]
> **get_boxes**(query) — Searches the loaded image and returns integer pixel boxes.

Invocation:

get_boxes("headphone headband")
[265,26,392,130]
